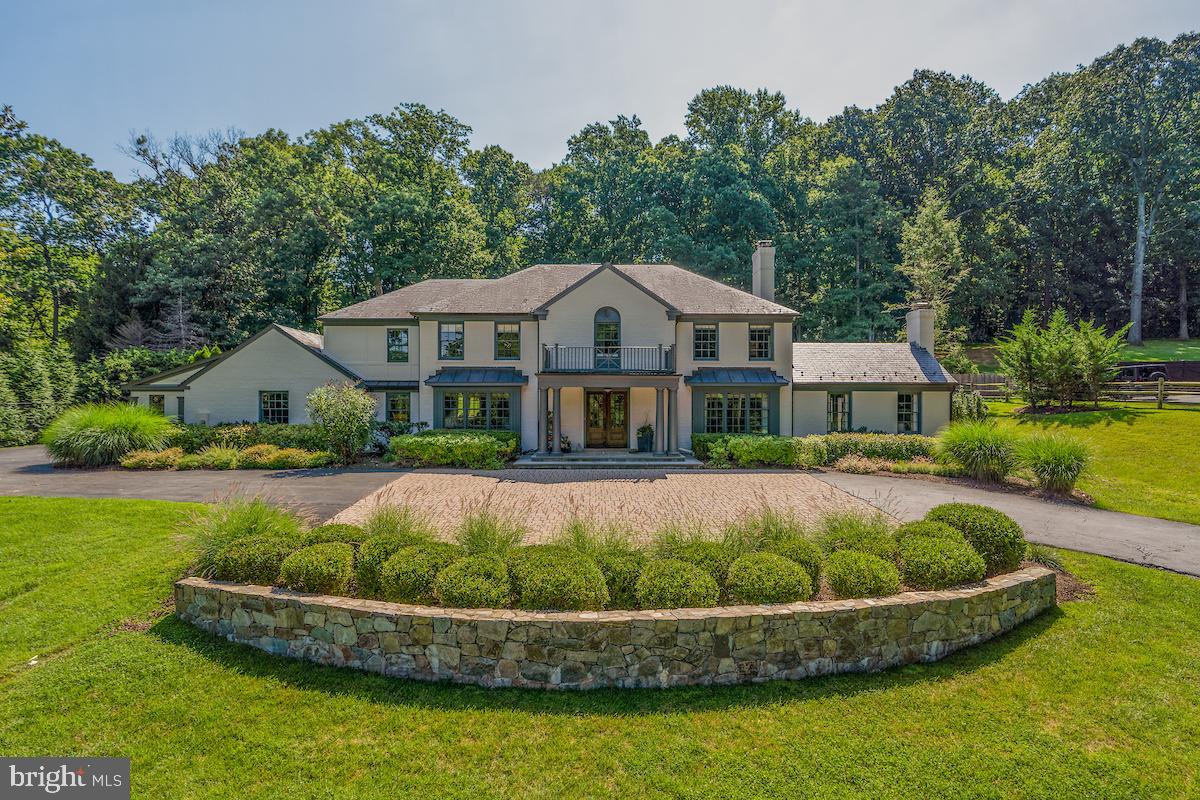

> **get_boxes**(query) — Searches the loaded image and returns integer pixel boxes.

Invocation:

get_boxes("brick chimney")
[752,240,775,302]
[906,303,936,352]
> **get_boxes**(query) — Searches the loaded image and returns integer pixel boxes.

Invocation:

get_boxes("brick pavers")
[330,468,880,543]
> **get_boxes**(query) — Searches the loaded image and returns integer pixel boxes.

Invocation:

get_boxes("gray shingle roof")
[684,367,789,386]
[318,263,798,320]
[791,343,955,385]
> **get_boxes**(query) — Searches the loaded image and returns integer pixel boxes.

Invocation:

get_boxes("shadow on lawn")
[148,606,1063,716]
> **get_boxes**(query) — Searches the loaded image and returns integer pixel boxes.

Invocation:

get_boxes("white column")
[668,387,679,453]
[552,387,562,454]
[537,386,548,454]
[654,387,665,455]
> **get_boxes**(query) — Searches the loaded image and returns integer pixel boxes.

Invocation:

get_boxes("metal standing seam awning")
[423,367,529,386]
[684,367,789,386]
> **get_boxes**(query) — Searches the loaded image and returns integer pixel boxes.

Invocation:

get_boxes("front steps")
[512,449,703,470]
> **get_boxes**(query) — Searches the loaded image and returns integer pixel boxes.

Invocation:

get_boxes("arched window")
[594,307,621,369]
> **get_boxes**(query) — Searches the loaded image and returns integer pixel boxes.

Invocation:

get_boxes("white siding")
[322,324,420,382]
[792,391,827,435]
[851,391,898,434]
[539,269,673,348]
[182,329,350,424]
[922,391,952,434]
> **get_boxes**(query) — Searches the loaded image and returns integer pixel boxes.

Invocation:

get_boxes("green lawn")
[1,497,1198,798]
[991,401,1200,525]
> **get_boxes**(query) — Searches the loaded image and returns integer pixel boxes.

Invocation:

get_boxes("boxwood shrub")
[278,542,354,595]
[592,549,645,610]
[763,535,823,588]
[652,534,737,585]
[506,546,609,610]
[303,523,365,548]
[925,503,1026,575]
[378,542,464,604]
[387,431,517,469]
[820,432,937,463]
[635,559,719,609]
[893,520,967,546]
[897,535,986,590]
[433,555,512,608]
[209,536,297,584]
[725,552,813,604]
[354,531,436,597]
[197,445,241,470]
[825,550,901,599]
[692,431,934,467]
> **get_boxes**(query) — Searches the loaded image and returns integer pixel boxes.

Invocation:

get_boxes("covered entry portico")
[535,373,682,455]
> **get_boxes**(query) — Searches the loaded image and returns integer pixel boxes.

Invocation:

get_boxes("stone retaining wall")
[174,567,1056,690]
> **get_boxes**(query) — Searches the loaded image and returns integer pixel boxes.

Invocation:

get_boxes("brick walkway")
[330,468,878,543]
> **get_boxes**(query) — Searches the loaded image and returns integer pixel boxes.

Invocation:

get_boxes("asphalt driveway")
[0,446,405,522]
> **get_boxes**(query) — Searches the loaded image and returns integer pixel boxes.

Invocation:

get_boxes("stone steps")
[512,451,703,470]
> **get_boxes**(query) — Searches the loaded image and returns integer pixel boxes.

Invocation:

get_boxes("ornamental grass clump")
[925,503,1026,576]
[209,536,298,585]
[456,510,526,556]
[813,510,897,561]
[897,535,986,590]
[192,497,306,577]
[652,527,738,585]
[725,552,813,604]
[42,403,176,466]
[825,551,901,599]
[556,518,644,609]
[434,555,512,608]
[278,542,354,595]
[1017,431,1090,494]
[635,559,719,609]
[506,546,609,610]
[938,421,1019,482]
[893,520,967,546]
[725,508,822,587]
[379,542,464,604]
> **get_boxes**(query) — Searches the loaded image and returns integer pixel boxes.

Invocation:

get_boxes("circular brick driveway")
[331,468,875,543]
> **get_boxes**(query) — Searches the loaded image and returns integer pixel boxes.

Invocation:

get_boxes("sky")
[2,0,1198,179]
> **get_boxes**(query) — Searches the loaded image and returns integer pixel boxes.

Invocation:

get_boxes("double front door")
[586,389,628,448]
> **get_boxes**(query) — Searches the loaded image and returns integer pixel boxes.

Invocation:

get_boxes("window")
[594,307,621,370]
[386,392,411,424]
[260,391,290,424]
[898,393,918,433]
[495,322,520,360]
[441,390,512,430]
[693,324,718,360]
[149,394,165,415]
[439,322,464,360]
[175,396,185,421]
[386,328,409,363]
[702,391,771,434]
[749,324,773,360]
[827,392,850,433]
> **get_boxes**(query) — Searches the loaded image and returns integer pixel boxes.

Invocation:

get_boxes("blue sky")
[3,0,1197,178]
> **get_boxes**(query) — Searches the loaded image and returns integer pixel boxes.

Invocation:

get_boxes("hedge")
[433,555,512,608]
[378,542,464,604]
[169,422,329,454]
[925,503,1026,576]
[692,432,936,467]
[506,547,609,610]
[825,551,901,599]
[897,535,986,590]
[387,431,518,469]
[278,542,354,595]
[725,552,813,604]
[210,536,297,585]
[635,559,720,609]
[355,531,436,598]
[119,443,336,470]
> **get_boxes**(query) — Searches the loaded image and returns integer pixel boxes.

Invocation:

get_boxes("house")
[127,242,956,453]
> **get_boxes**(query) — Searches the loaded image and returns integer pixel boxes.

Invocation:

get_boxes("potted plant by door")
[637,424,654,453]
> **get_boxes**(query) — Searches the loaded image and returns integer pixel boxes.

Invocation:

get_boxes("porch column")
[552,387,562,454]
[654,387,665,455]
[668,387,679,453]
[536,386,548,454]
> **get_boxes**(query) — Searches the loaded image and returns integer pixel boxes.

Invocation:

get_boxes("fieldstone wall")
[174,567,1056,690]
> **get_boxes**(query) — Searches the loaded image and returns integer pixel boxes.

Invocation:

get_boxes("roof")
[790,343,956,385]
[684,367,789,386]
[319,263,798,321]
[424,367,530,386]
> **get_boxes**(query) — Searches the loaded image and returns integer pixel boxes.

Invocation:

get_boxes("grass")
[990,400,1200,525]
[2,496,1199,797]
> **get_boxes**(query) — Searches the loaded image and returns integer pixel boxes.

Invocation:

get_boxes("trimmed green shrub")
[456,510,526,556]
[192,497,306,576]
[303,523,365,547]
[209,536,297,584]
[387,431,517,469]
[434,555,512,608]
[635,559,719,609]
[197,445,241,470]
[120,447,184,469]
[354,530,437,597]
[725,552,813,604]
[813,511,897,561]
[41,403,177,466]
[306,382,378,463]
[926,503,1026,575]
[724,508,822,587]
[764,535,823,588]
[169,422,328,454]
[175,453,205,470]
[893,520,967,546]
[938,421,1019,482]
[379,542,464,604]
[652,530,737,585]
[278,542,354,595]
[414,428,521,446]
[1017,432,1090,494]
[825,551,901,599]
[261,447,336,469]
[820,432,938,463]
[556,518,645,609]
[507,547,609,610]
[238,444,284,468]
[897,535,986,590]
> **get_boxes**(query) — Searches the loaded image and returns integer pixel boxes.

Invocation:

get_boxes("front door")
[585,390,629,448]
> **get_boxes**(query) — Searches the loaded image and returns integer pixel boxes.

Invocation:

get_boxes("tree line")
[2,32,1198,378]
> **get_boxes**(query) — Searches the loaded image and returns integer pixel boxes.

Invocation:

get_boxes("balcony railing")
[541,344,674,374]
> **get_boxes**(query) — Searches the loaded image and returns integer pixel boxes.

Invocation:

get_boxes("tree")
[306,382,378,464]
[1076,319,1132,407]
[462,145,533,275]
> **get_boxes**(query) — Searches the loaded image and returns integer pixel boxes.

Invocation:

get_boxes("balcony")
[541,344,674,374]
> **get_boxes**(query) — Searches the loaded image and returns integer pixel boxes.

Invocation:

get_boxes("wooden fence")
[951,374,1200,408]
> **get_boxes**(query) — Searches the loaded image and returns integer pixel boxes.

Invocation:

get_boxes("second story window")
[749,324,773,360]
[693,324,718,360]
[439,322,464,360]
[386,328,409,363]
[594,307,621,370]
[495,322,520,360]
